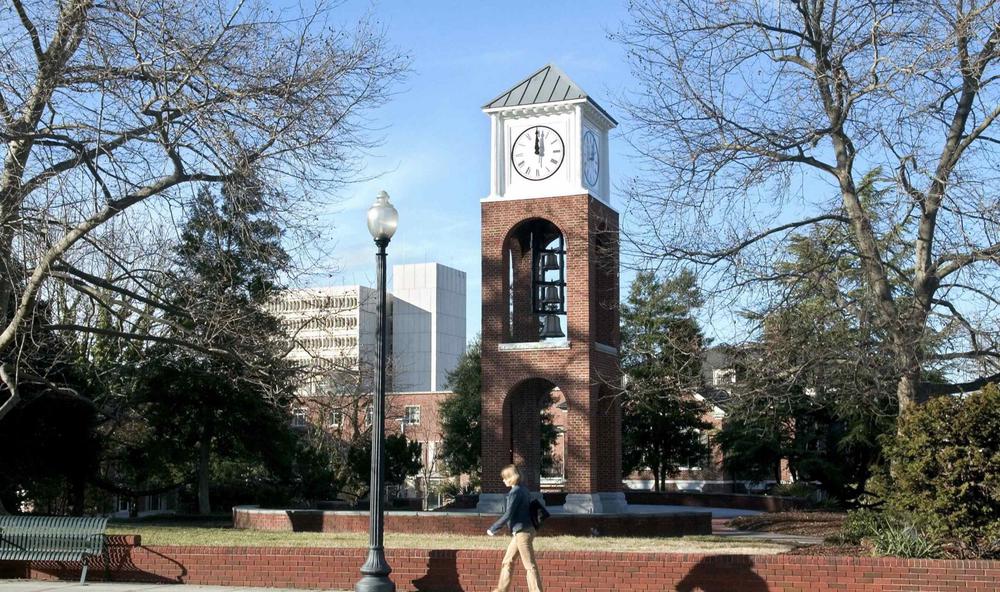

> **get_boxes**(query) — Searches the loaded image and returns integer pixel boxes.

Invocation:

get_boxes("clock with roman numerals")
[511,125,564,181]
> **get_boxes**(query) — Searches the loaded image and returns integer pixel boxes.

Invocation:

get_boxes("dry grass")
[106,524,792,555]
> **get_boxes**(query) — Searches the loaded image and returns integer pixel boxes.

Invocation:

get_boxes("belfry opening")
[503,218,567,343]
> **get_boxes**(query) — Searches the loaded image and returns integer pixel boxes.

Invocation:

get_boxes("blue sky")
[306,0,642,344]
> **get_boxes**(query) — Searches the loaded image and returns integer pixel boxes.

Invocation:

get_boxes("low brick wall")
[446,491,810,513]
[626,491,811,512]
[232,506,711,537]
[3,542,998,591]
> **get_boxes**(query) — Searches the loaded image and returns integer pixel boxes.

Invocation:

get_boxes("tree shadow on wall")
[286,509,324,532]
[675,555,770,592]
[21,536,186,584]
[410,549,464,592]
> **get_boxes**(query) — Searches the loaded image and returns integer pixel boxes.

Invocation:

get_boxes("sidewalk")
[0,583,347,592]
[711,517,825,546]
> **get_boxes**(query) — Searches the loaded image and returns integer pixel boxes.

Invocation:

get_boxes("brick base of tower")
[479,193,623,513]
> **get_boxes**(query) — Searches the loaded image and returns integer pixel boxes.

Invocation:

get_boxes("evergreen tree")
[620,271,712,492]
[347,434,423,501]
[439,339,482,479]
[717,174,906,502]
[136,175,300,514]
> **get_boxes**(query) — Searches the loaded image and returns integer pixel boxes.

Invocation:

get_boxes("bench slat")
[0,550,87,562]
[0,515,108,583]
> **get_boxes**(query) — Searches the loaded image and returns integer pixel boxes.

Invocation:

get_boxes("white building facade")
[269,285,378,388]
[391,263,467,393]
[269,263,467,396]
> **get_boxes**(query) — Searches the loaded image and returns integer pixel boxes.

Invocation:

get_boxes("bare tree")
[0,0,407,422]
[617,0,1000,412]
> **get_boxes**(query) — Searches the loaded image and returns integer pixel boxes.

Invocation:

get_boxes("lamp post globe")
[356,190,397,592]
[367,190,398,242]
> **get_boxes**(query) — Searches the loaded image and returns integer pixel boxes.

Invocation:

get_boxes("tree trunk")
[70,477,85,516]
[896,370,919,419]
[197,426,213,515]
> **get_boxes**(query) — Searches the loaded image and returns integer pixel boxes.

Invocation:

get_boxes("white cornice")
[483,98,583,117]
[484,98,616,131]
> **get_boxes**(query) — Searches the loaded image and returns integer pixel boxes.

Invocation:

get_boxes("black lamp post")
[356,190,398,592]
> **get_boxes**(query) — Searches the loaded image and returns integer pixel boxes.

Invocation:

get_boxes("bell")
[539,314,565,339]
[540,252,560,271]
[542,285,561,305]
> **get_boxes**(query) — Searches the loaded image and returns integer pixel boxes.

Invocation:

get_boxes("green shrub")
[870,520,941,558]
[839,509,943,557]
[841,508,888,544]
[770,482,816,498]
[885,383,1000,557]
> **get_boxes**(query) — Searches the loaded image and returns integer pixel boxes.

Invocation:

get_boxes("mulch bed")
[785,543,867,556]
[728,511,846,537]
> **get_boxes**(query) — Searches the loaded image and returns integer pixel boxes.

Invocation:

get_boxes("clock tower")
[479,64,624,514]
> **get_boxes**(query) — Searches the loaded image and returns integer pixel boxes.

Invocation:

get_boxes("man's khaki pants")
[494,527,543,592]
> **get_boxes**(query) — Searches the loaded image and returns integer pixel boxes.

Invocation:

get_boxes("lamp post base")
[354,575,396,592]
[356,547,394,592]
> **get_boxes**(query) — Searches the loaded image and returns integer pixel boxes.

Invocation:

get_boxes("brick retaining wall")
[625,491,812,512]
[232,506,711,537]
[3,542,998,591]
[448,492,811,513]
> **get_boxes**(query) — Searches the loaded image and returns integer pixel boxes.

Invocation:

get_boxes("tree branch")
[923,372,1000,396]
[937,242,1000,277]
[657,214,849,264]
[12,0,45,63]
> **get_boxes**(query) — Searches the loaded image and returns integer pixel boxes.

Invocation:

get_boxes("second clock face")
[583,129,600,187]
[512,126,564,181]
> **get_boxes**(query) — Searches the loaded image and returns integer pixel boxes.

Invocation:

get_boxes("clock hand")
[533,129,539,156]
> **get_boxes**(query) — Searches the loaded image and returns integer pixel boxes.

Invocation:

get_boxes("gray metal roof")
[483,63,617,125]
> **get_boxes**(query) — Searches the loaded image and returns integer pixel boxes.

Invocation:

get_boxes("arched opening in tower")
[503,218,566,343]
[504,377,567,493]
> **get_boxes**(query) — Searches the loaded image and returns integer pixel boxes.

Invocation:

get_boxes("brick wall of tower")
[480,193,621,495]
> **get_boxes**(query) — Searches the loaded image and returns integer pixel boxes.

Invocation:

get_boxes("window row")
[282,316,358,331]
[297,356,359,370]
[273,295,359,312]
[298,336,359,350]
[290,405,421,429]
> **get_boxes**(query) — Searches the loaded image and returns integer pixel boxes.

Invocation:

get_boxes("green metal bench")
[0,515,108,583]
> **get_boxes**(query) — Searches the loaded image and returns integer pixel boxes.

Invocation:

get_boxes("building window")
[292,407,308,428]
[329,410,343,428]
[365,405,373,426]
[679,431,712,470]
[404,405,421,425]
[712,368,736,386]
[427,441,437,465]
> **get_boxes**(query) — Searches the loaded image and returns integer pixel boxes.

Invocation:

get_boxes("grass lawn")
[107,522,793,555]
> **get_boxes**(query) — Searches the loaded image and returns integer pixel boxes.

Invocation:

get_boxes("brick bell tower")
[478,64,625,514]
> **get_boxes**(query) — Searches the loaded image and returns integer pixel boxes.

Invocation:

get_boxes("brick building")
[621,346,793,493]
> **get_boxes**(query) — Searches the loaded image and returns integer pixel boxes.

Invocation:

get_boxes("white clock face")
[583,130,600,187]
[511,126,564,181]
